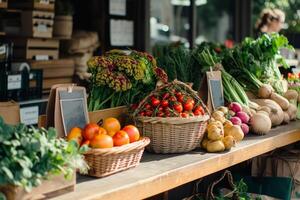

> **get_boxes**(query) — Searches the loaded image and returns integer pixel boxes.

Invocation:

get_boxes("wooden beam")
[52,122,300,200]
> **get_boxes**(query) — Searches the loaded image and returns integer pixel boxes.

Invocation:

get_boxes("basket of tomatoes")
[67,118,150,177]
[132,80,209,153]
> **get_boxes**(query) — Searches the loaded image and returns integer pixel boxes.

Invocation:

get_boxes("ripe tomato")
[186,98,195,106]
[139,111,145,116]
[145,110,153,117]
[180,112,189,118]
[81,140,90,147]
[175,92,182,98]
[144,103,151,110]
[103,117,121,134]
[194,106,205,115]
[67,127,83,145]
[162,93,170,99]
[157,111,164,117]
[130,104,138,110]
[113,130,130,146]
[184,101,194,111]
[97,127,107,135]
[193,109,202,116]
[83,123,99,140]
[161,100,169,107]
[158,106,164,111]
[177,95,184,103]
[151,98,160,107]
[173,103,183,113]
[122,125,140,143]
[90,134,113,148]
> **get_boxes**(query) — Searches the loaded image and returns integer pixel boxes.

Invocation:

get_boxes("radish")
[230,117,242,126]
[235,111,250,123]
[241,123,249,135]
[229,102,242,113]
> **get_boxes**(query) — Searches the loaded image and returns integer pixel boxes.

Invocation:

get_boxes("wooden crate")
[42,77,73,90]
[21,10,54,38]
[0,173,75,200]
[12,38,59,60]
[29,59,75,78]
[8,0,55,11]
[0,0,7,9]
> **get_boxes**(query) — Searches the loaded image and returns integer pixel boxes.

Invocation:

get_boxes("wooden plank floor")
[53,121,300,200]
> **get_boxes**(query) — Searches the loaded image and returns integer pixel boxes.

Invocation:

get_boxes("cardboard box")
[8,0,55,11]
[0,101,20,125]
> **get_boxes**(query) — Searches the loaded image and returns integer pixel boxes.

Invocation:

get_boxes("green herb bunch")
[87,49,168,111]
[0,118,88,192]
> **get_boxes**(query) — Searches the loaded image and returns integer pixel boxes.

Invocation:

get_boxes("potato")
[208,128,224,141]
[222,135,236,150]
[206,140,225,152]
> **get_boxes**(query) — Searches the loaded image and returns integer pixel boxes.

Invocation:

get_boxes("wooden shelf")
[52,122,300,200]
[0,2,7,9]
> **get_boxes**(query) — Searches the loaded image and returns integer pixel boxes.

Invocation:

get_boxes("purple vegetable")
[230,117,242,126]
[241,123,249,135]
[236,111,250,123]
[229,102,242,113]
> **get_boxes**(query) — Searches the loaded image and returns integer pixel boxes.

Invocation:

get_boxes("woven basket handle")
[206,170,236,200]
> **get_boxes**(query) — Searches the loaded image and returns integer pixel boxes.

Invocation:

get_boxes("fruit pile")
[202,103,247,153]
[67,117,140,148]
[135,84,205,118]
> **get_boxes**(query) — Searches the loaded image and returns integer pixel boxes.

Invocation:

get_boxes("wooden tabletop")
[53,122,300,200]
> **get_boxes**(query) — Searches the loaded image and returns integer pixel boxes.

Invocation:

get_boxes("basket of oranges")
[132,80,209,154]
[67,118,150,177]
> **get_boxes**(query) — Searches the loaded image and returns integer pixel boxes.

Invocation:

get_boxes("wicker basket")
[133,80,210,154]
[84,137,150,177]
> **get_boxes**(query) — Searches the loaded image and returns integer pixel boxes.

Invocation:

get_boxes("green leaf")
[0,192,7,200]
[1,166,13,180]
[47,128,57,140]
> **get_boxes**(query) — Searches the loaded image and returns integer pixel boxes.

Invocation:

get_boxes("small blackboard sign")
[59,90,89,136]
[209,79,224,109]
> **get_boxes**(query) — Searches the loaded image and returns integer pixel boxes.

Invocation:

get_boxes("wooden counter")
[53,122,300,200]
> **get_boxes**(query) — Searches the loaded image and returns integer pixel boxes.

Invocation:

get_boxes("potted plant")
[53,0,74,38]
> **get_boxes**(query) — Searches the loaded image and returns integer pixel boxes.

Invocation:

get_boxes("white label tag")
[40,0,50,5]
[35,55,49,61]
[20,106,39,125]
[37,24,48,32]
[0,45,6,55]
[7,75,22,90]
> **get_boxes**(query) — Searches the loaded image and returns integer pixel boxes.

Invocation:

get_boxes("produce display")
[67,117,141,148]
[87,50,168,111]
[0,117,88,192]
[134,82,205,118]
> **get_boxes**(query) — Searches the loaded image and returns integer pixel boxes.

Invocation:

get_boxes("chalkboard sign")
[209,79,224,109]
[59,90,89,136]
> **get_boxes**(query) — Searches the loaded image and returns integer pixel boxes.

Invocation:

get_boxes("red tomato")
[158,106,164,111]
[90,134,113,148]
[151,98,160,107]
[173,103,183,113]
[139,111,145,116]
[83,123,100,140]
[184,102,194,111]
[175,92,182,98]
[193,109,202,116]
[113,130,130,146]
[145,110,153,117]
[144,103,151,110]
[194,106,205,115]
[177,95,184,103]
[157,111,164,117]
[186,98,195,106]
[169,96,177,102]
[180,112,188,118]
[161,100,169,107]
[122,125,140,143]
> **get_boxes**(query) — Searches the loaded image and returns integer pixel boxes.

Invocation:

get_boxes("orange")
[67,127,83,145]
[107,131,117,137]
[98,127,107,135]
[113,130,130,146]
[90,134,113,149]
[83,123,99,140]
[102,118,121,134]
[122,125,140,143]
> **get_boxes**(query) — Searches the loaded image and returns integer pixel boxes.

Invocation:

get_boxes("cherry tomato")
[173,103,183,113]
[177,95,184,103]
[180,112,188,118]
[193,109,202,116]
[144,103,151,110]
[145,110,153,117]
[175,92,182,98]
[157,111,164,117]
[151,98,160,107]
[131,104,138,110]
[184,102,194,111]
[169,96,177,102]
[158,106,164,111]
[194,106,205,115]
[162,93,170,99]
[186,98,195,106]
[139,111,145,116]
[161,100,169,107]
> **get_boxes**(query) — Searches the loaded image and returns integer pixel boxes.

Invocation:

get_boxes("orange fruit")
[107,131,117,137]
[90,134,113,149]
[67,127,83,145]
[113,130,130,146]
[83,123,99,140]
[103,118,121,133]
[122,125,140,143]
[98,127,107,135]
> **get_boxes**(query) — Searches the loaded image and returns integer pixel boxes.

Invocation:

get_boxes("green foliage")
[0,118,88,192]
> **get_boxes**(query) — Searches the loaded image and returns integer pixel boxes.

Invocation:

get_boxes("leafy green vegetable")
[0,118,88,192]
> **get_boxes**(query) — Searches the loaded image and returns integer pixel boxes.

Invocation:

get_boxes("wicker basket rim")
[84,137,150,156]
[135,114,210,124]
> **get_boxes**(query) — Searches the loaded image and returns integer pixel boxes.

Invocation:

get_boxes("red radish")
[229,102,242,113]
[241,123,249,135]
[230,117,242,126]
[235,111,250,123]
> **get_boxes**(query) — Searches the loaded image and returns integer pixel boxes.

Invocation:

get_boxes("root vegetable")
[217,106,229,114]
[222,135,236,150]
[270,93,290,110]
[230,117,242,126]
[235,111,250,123]
[258,84,273,98]
[284,90,298,101]
[250,113,272,135]
[229,102,242,113]
[246,91,257,99]
[286,104,297,120]
[241,123,249,135]
[223,120,233,127]
[258,106,271,114]
[257,110,269,116]
[250,109,256,116]
[249,101,260,110]
[212,111,226,123]
[283,112,290,124]
[207,121,223,130]
[208,128,224,141]
[206,140,225,152]
[227,125,244,142]
[251,99,284,126]
[201,138,209,149]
